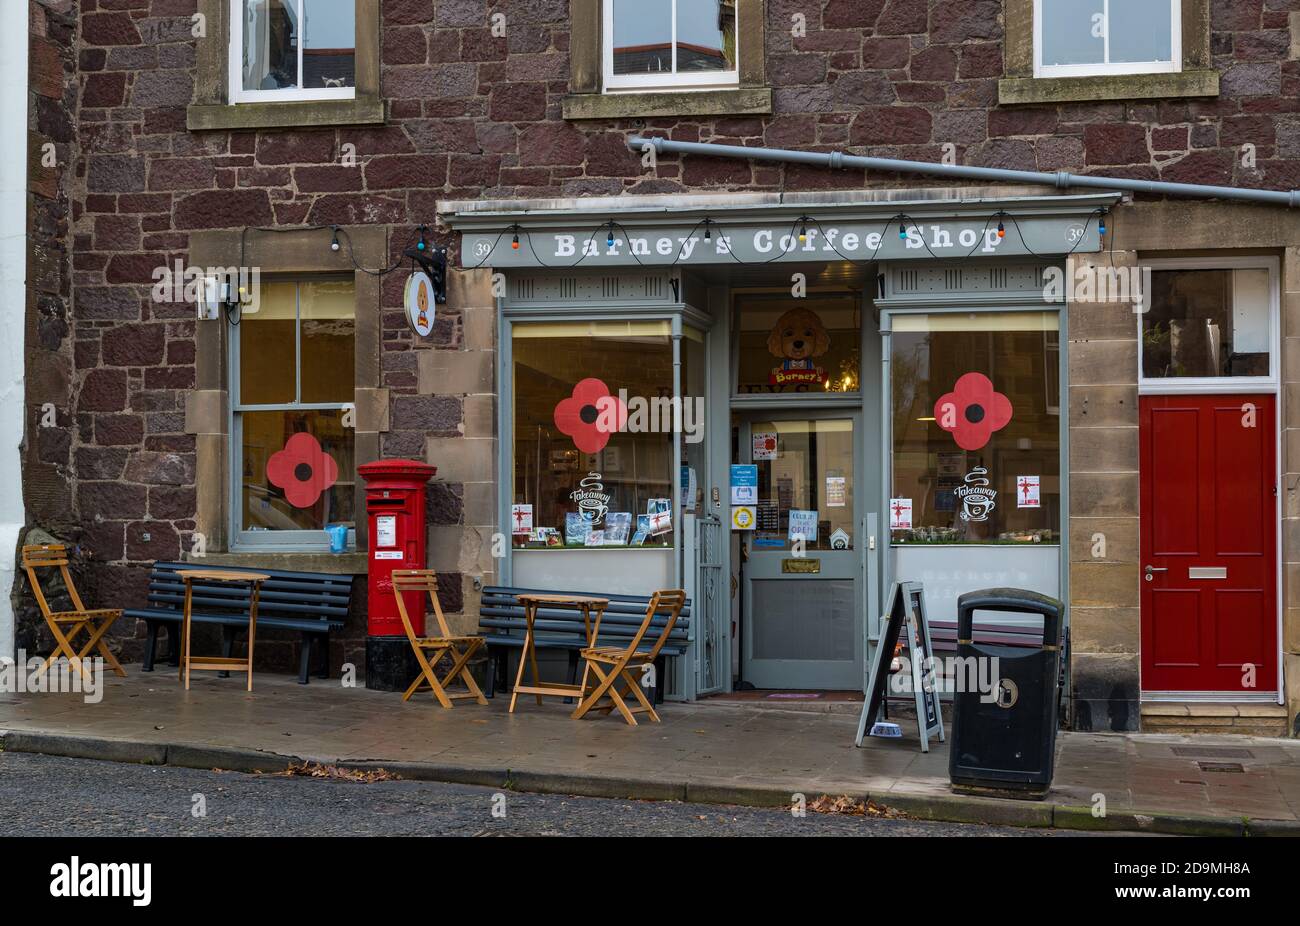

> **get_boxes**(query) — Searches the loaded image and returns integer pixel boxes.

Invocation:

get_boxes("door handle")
[1144,565,1167,582]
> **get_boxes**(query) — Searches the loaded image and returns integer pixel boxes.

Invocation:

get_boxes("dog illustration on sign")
[767,308,830,388]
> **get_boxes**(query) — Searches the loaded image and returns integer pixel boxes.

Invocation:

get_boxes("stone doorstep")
[1140,701,1288,736]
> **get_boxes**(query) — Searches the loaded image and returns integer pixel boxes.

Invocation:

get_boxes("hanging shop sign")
[460,212,1104,269]
[404,270,436,338]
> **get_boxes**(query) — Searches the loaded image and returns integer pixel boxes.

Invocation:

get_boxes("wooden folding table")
[509,594,608,713]
[177,570,270,692]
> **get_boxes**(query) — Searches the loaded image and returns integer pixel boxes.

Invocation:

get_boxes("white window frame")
[602,0,739,94]
[230,276,357,552]
[228,0,357,104]
[1136,256,1280,395]
[1034,0,1181,79]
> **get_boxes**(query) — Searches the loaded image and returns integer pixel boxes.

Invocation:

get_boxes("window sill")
[183,551,369,575]
[998,69,1218,105]
[187,96,385,132]
[562,87,772,121]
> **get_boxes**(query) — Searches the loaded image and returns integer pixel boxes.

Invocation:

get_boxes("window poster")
[890,498,913,531]
[564,512,591,547]
[604,512,632,544]
[1016,476,1041,509]
[510,504,533,535]
[825,474,846,508]
[788,509,819,544]
[752,431,778,460]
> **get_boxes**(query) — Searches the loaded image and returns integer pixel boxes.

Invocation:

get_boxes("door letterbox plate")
[782,558,821,574]
[1188,567,1227,580]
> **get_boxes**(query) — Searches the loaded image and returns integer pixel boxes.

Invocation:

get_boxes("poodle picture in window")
[766,308,831,389]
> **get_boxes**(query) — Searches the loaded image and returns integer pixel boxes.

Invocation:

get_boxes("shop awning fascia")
[440,190,1123,270]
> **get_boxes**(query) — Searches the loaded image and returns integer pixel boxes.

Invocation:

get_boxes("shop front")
[442,189,1113,703]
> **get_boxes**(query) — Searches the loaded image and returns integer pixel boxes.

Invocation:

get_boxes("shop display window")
[890,311,1061,546]
[511,321,684,550]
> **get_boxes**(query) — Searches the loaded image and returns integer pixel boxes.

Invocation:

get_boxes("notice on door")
[752,431,778,461]
[375,514,397,547]
[826,475,846,508]
[889,498,913,531]
[730,464,758,505]
[788,509,818,544]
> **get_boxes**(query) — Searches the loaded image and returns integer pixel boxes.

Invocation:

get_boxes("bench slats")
[478,587,692,649]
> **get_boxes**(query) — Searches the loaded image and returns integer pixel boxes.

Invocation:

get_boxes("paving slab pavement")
[0,668,1296,835]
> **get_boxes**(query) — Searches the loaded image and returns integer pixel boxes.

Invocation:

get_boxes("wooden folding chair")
[572,589,687,726]
[21,544,126,683]
[390,570,487,709]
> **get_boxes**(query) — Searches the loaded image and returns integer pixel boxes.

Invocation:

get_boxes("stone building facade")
[15,0,1300,733]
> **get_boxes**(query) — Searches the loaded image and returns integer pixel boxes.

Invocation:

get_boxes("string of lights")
[467,206,1112,274]
[223,223,445,325]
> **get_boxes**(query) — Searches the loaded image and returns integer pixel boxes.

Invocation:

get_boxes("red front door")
[1139,395,1278,693]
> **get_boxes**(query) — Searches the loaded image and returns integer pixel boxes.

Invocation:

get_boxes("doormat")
[765,692,823,700]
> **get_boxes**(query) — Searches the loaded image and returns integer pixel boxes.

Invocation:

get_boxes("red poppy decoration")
[266,432,339,508]
[934,372,1013,451]
[553,378,626,454]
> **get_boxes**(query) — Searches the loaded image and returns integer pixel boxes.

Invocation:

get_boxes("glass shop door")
[737,415,864,689]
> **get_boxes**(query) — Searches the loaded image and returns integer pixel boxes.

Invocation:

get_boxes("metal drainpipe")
[627,135,1300,209]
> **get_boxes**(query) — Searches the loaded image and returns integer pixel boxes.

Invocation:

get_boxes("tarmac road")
[0,751,1081,837]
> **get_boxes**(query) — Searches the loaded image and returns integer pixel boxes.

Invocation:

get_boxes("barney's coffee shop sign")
[460,214,1104,269]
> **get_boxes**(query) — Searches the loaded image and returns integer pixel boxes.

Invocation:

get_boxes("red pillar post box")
[358,459,436,691]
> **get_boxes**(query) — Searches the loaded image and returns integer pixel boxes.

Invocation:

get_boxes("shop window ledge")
[182,551,369,575]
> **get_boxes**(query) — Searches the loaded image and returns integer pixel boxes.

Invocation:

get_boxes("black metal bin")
[949,587,1063,799]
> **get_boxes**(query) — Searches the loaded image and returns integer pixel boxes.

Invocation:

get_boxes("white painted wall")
[0,3,29,661]
[892,545,1061,629]
[512,549,673,596]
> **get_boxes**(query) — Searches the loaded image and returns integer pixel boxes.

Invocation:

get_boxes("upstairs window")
[231,0,356,103]
[603,0,738,92]
[1035,0,1180,78]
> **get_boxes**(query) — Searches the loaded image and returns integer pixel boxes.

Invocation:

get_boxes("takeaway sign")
[461,214,1103,269]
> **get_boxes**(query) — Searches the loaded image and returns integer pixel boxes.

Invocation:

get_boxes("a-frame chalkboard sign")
[855,581,945,753]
